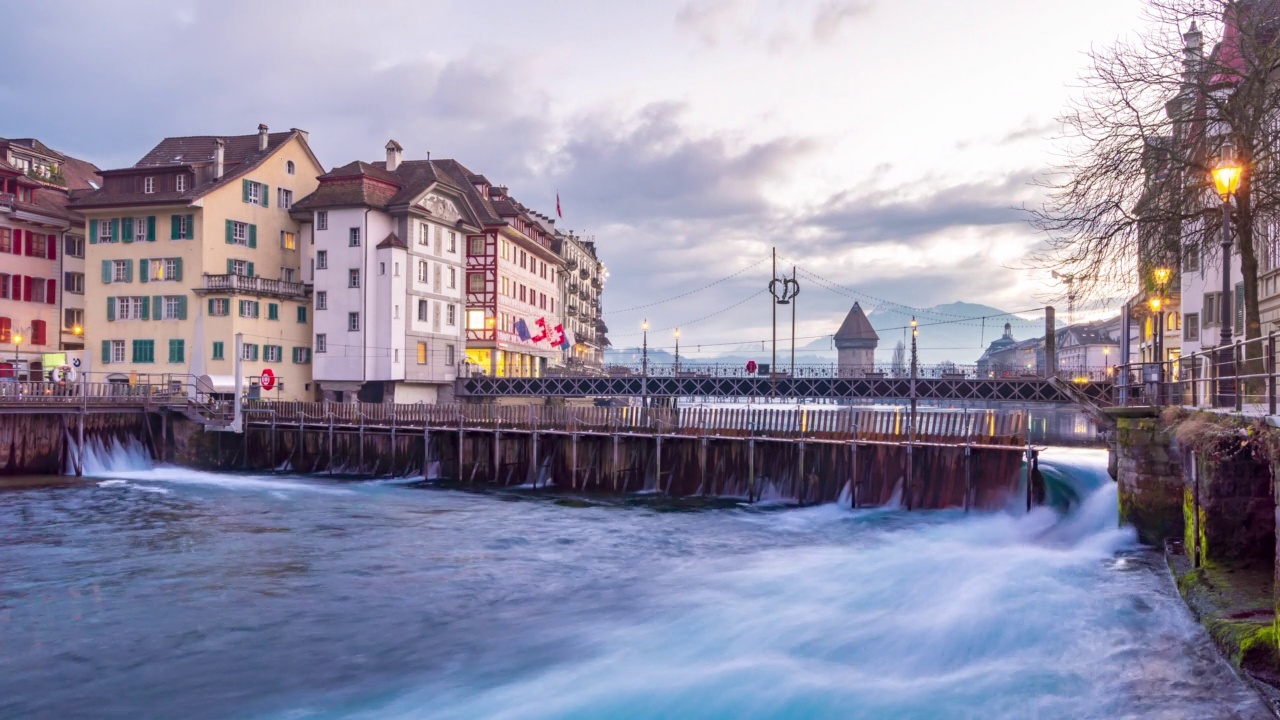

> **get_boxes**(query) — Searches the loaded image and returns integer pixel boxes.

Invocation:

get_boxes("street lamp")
[1212,144,1243,407]
[12,332,21,362]
[674,327,680,376]
[642,319,649,378]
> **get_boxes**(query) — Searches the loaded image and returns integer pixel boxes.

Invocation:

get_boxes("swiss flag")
[550,323,565,347]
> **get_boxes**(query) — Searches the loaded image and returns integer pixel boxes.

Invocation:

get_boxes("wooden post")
[358,409,365,475]
[160,411,168,464]
[390,409,398,478]
[270,411,277,471]
[850,424,858,509]
[571,431,579,490]
[797,441,806,505]
[327,410,335,475]
[423,419,431,480]
[297,415,304,474]
[493,421,502,486]
[458,419,466,485]
[655,434,663,495]
[1024,430,1033,513]
[904,442,913,511]
[611,417,620,492]
[964,410,972,513]
[76,411,85,478]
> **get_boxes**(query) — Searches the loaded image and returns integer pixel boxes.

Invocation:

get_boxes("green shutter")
[101,340,110,364]
[121,217,133,243]
[139,259,149,283]
[140,296,150,321]
[208,298,216,315]
[246,262,255,277]
[1236,282,1245,331]
[90,219,99,244]
[185,215,194,239]
[212,341,224,360]
[173,257,183,281]
[262,185,269,208]
[178,295,188,320]
[106,297,115,321]
[101,259,112,284]
[124,259,134,283]
[227,259,235,275]
[268,303,278,321]
[297,305,307,323]
[248,224,257,249]
[147,216,156,242]
[254,301,261,318]
[169,339,184,363]
[110,218,119,242]
[225,219,234,244]
[153,295,163,320]
[170,215,179,240]
[253,345,259,361]
[242,179,251,203]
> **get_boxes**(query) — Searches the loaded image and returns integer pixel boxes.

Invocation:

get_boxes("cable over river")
[0,443,1270,719]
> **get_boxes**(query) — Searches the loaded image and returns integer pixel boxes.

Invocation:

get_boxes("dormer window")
[144,177,155,194]
[176,175,186,192]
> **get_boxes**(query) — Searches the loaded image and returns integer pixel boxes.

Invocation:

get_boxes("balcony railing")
[0,192,15,210]
[199,274,310,299]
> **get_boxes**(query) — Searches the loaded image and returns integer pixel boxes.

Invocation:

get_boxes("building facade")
[0,137,99,378]
[834,302,878,376]
[292,141,471,403]
[72,125,322,399]
[554,231,607,371]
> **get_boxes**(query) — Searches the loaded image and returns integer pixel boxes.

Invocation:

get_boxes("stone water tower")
[835,302,879,376]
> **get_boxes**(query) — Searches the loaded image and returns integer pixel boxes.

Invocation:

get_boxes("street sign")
[746,360,758,374]
[260,368,276,391]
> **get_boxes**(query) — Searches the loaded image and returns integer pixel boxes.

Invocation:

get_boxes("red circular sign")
[746,360,758,374]
[260,368,276,391]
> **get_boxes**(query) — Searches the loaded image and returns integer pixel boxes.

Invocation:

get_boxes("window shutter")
[242,179,251,203]
[23,276,32,302]
[247,262,255,277]
[124,259,134,283]
[102,260,112,284]
[152,295,162,320]
[225,219,234,244]
[254,301,261,318]
[185,214,194,238]
[110,218,119,242]
[140,259,150,283]
[208,298,216,315]
[122,217,133,243]
[178,295,188,320]
[1236,282,1245,331]
[12,229,22,255]
[46,279,55,304]
[248,224,257,249]
[106,297,115,321]
[170,215,179,240]
[140,296,150,321]
[268,303,278,320]
[47,234,56,260]
[147,215,156,242]
[101,340,110,364]
[90,219,98,244]
[174,257,183,281]
[262,185,269,208]
[227,259,235,275]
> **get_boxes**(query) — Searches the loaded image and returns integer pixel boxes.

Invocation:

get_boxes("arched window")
[286,160,295,175]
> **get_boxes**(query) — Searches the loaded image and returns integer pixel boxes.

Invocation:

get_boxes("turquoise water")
[0,444,1270,719]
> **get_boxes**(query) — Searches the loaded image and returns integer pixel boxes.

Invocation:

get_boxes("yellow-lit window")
[417,342,427,364]
[467,310,485,330]
[281,231,297,251]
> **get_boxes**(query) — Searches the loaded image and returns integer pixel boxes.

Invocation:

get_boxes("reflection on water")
[0,448,1269,719]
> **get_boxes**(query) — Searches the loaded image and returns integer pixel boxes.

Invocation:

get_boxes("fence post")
[1269,332,1277,416]
[1235,341,1244,412]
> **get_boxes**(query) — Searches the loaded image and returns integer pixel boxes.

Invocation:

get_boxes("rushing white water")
[7,444,1267,719]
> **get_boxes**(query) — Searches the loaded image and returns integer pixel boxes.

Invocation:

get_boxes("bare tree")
[1030,0,1280,356]
[891,341,906,377]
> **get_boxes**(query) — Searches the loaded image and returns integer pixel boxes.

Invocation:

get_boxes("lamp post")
[1148,296,1164,404]
[909,316,918,421]
[1212,144,1243,407]
[674,327,680,376]
[13,332,22,362]
[642,319,649,377]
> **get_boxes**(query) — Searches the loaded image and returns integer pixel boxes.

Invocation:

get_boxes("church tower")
[835,302,879,376]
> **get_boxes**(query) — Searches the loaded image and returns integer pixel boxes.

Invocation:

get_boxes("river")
[0,442,1271,719]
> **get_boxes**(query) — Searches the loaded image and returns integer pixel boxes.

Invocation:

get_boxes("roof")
[834,302,878,347]
[376,232,407,249]
[0,137,102,192]
[293,156,492,230]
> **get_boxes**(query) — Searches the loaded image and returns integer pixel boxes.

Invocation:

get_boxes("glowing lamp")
[1152,267,1172,287]
[1148,297,1162,313]
[1213,148,1242,201]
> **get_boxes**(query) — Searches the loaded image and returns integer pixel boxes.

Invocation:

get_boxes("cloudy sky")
[6,0,1147,357]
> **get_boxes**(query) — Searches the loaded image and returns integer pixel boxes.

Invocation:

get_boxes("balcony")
[0,193,14,211]
[197,274,310,299]
[567,281,580,296]
[565,258,579,271]
[590,277,602,290]
[578,267,590,280]
[566,305,578,317]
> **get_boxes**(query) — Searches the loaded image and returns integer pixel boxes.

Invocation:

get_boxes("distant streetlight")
[1212,144,1243,407]
[674,327,680,375]
[642,319,649,378]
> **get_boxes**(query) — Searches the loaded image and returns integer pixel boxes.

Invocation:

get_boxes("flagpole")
[791,265,797,378]
[771,247,777,398]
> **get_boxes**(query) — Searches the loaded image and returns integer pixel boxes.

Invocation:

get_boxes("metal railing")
[589,362,1115,381]
[1115,332,1280,414]
[0,372,234,425]
[200,274,310,298]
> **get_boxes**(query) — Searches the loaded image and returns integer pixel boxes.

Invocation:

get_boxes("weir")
[226,403,1037,509]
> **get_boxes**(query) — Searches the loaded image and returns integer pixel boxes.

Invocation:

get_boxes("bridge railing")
[0,373,234,425]
[244,402,1028,447]
[1115,331,1280,414]
[538,362,1115,381]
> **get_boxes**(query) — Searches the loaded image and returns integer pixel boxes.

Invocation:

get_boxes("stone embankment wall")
[0,412,152,475]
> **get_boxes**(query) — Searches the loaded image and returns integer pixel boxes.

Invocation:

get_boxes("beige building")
[72,125,322,399]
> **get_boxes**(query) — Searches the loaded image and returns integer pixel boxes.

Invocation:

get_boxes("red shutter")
[31,320,45,346]
[47,234,56,260]
[12,229,21,256]
[0,317,9,343]
[23,276,32,302]
[47,278,56,304]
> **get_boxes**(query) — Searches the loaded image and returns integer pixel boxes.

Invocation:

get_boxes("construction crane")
[1051,271,1088,326]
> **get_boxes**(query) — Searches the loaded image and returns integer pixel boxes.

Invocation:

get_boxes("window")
[468,273,484,292]
[242,343,259,361]
[1184,245,1201,273]
[394,348,400,363]
[445,344,455,365]
[316,291,328,310]
[447,304,456,326]
[449,267,456,289]
[232,221,249,246]
[132,339,155,363]
[348,312,360,331]
[0,229,8,253]
[109,340,125,364]
[162,296,182,320]
[239,299,260,318]
[1167,312,1181,331]
[29,233,47,258]
[349,227,361,246]
[281,231,297,250]
[316,250,328,269]
[99,221,113,244]
[287,160,296,175]
[144,177,155,194]
[467,309,484,330]
[469,237,484,255]
[267,302,279,321]
[418,260,428,282]
[116,296,146,321]
[449,232,457,253]
[264,345,282,363]
[418,299,427,321]
[317,211,328,230]
[208,298,230,316]
[176,175,187,192]
[64,308,83,331]
[417,342,427,364]
[64,272,85,294]
[419,223,430,245]
[30,320,46,346]
[1203,293,1222,327]
[0,273,8,299]
[394,262,400,277]
[1185,313,1200,341]
[394,304,400,319]
[316,334,327,353]
[168,339,185,364]
[278,188,293,209]
[292,347,311,364]
[297,305,307,323]
[349,269,360,288]
[173,214,192,239]
[231,259,249,277]
[212,341,224,360]
[379,262,386,276]
[245,181,263,206]
[64,235,84,258]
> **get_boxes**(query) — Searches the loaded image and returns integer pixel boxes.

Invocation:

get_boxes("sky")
[4,0,1149,359]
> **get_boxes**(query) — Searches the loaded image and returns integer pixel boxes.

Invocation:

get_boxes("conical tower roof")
[834,302,878,349]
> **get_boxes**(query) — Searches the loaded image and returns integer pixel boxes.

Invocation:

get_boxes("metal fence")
[1115,332,1280,413]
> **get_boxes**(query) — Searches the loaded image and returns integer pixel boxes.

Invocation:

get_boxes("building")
[291,141,472,403]
[834,302,878,376]
[1055,318,1121,379]
[554,231,608,371]
[72,124,322,399]
[0,137,100,378]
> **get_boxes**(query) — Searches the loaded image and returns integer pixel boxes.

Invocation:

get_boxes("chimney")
[385,139,403,172]
[257,123,269,151]
[290,127,309,142]
[213,138,225,179]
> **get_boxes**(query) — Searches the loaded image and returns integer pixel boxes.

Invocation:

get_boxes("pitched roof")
[292,157,485,229]
[376,232,407,249]
[834,302,878,346]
